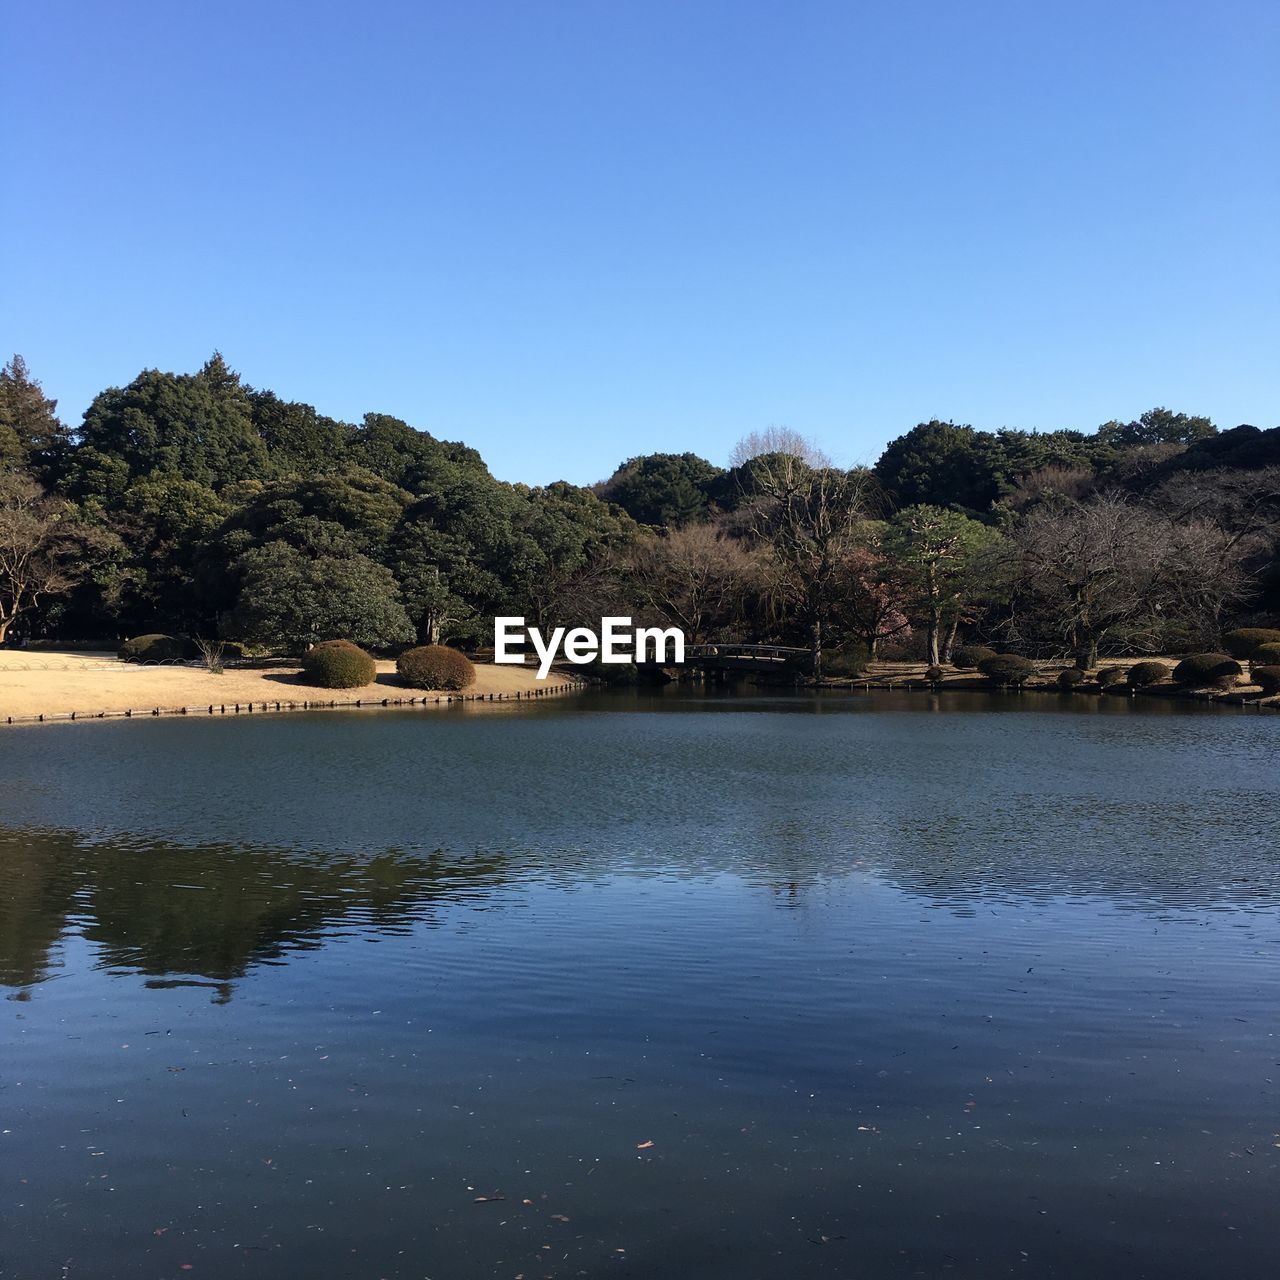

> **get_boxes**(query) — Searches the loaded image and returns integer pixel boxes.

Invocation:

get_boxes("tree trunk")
[811,613,823,684]
[926,608,941,666]
[942,616,959,664]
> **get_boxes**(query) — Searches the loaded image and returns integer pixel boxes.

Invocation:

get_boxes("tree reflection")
[0,831,510,1000]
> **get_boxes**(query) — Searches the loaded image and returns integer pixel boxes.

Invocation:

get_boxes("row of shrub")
[300,640,477,692]
[947,631,1280,672]
[939,644,1280,699]
[939,652,1276,696]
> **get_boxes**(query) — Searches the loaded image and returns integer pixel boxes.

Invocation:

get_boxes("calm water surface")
[1,690,1278,1279]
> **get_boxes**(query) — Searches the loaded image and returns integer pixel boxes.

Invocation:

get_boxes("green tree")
[512,482,639,628]
[1096,407,1216,449]
[874,420,1003,514]
[598,453,724,527]
[218,471,412,562]
[352,413,491,495]
[885,505,1002,664]
[110,474,231,632]
[250,391,356,476]
[228,542,414,653]
[71,353,268,496]
[0,355,71,481]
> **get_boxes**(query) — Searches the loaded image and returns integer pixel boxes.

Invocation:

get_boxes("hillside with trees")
[2,352,1277,671]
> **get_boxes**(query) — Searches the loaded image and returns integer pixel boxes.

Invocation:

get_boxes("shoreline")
[821,660,1280,711]
[0,652,583,727]
[3,652,1276,727]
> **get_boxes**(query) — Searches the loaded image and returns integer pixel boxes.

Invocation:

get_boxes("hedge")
[1252,666,1280,696]
[396,644,476,691]
[300,640,377,689]
[951,644,997,670]
[1252,642,1280,666]
[978,654,1036,687]
[923,665,944,684]
[1126,660,1171,688]
[1222,628,1280,659]
[118,634,192,663]
[1172,653,1243,689]
[1057,668,1085,689]
[1095,667,1126,689]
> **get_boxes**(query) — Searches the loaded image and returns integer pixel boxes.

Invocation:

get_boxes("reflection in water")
[0,829,508,998]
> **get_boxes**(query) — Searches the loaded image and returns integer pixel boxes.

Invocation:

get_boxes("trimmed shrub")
[1095,666,1126,689]
[1252,666,1280,696]
[396,644,476,691]
[951,644,997,670]
[118,634,191,663]
[1126,660,1170,688]
[1253,642,1280,665]
[1172,653,1243,689]
[978,654,1036,687]
[1056,668,1085,689]
[300,639,377,689]
[1222,628,1280,659]
[923,665,944,685]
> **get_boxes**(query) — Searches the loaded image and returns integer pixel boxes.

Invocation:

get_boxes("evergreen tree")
[0,355,71,481]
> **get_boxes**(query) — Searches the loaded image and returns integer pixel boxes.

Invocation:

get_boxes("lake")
[2,690,1279,1278]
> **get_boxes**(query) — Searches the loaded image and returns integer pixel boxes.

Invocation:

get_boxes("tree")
[510,482,639,629]
[110,474,231,633]
[884,506,1001,664]
[873,420,997,514]
[228,542,414,653]
[627,523,763,643]
[598,453,724,527]
[1010,494,1181,667]
[830,533,911,658]
[0,355,71,481]
[734,433,877,680]
[250,391,356,476]
[0,475,92,641]
[72,353,268,495]
[1096,407,1216,449]
[352,413,491,495]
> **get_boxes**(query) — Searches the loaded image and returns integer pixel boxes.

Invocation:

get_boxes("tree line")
[1,352,1277,673]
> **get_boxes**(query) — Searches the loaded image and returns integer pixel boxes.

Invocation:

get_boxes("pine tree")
[0,355,71,480]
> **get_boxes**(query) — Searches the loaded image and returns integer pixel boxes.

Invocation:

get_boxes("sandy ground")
[0,652,578,722]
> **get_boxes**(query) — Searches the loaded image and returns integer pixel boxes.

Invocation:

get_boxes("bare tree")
[733,432,878,680]
[1012,495,1157,667]
[1010,492,1253,667]
[729,426,827,471]
[194,637,228,672]
[627,524,764,643]
[0,475,91,643]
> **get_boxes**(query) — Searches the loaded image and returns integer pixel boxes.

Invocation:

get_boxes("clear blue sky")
[4,0,1277,485]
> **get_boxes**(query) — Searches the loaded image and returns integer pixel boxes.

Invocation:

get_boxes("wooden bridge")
[680,643,810,674]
